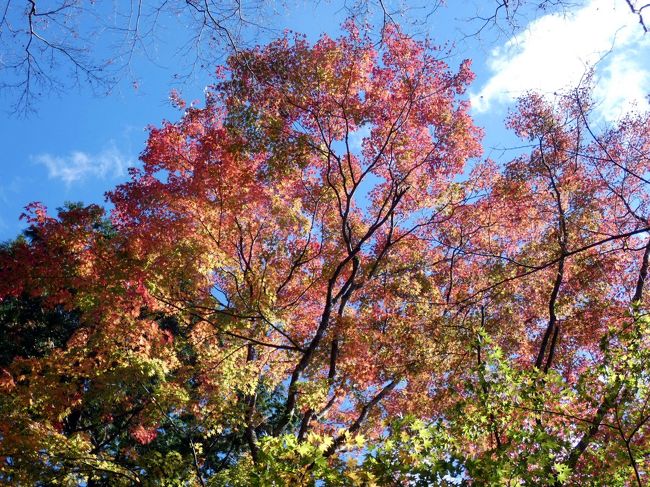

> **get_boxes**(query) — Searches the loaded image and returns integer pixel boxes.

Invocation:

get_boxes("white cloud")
[471,0,650,120]
[348,124,371,151]
[33,142,132,185]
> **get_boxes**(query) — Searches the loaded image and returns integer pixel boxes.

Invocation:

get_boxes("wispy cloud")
[471,0,650,120]
[33,142,133,186]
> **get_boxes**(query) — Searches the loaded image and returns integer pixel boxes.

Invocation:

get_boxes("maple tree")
[1,23,650,485]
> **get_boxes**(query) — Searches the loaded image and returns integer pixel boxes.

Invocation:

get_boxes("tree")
[1,23,650,485]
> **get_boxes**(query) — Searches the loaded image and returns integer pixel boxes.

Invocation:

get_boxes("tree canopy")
[1,22,650,485]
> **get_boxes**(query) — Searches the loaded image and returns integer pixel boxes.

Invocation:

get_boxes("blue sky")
[0,0,648,240]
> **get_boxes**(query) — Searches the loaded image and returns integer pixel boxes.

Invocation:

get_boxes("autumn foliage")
[1,23,650,485]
